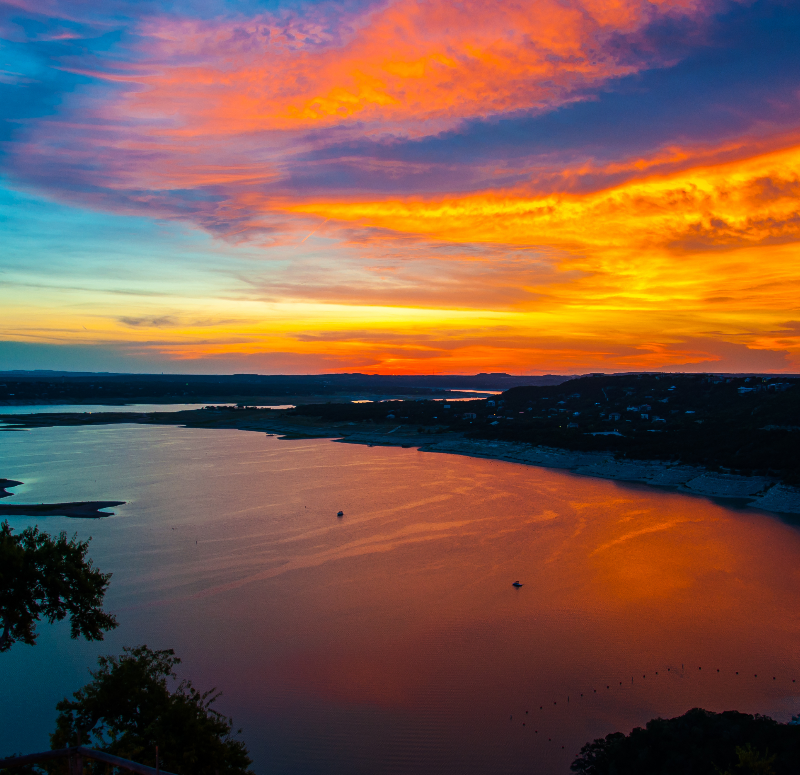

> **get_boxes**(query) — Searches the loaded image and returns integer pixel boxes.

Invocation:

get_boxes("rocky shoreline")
[231,416,800,515]
[4,408,800,516]
[412,438,800,515]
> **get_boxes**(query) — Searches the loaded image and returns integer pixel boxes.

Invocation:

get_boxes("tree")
[718,744,777,775]
[51,645,254,775]
[0,521,117,652]
[571,708,800,775]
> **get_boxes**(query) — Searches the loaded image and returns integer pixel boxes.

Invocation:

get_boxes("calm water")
[2,424,800,773]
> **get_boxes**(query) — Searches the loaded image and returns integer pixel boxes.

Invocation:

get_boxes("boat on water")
[512,581,523,588]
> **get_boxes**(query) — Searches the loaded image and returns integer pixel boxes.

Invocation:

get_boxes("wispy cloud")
[3,0,800,372]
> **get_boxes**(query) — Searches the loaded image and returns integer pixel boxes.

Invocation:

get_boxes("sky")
[1,0,800,374]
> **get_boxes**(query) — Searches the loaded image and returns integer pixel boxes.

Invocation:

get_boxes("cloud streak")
[2,0,800,373]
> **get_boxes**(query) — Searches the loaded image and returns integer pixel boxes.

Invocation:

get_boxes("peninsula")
[0,501,126,518]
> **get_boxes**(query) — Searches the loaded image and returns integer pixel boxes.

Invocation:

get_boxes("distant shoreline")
[3,408,800,517]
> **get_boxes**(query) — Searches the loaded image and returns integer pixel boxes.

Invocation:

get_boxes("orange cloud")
[7,0,800,375]
[121,0,718,137]
[284,142,800,320]
[288,142,800,250]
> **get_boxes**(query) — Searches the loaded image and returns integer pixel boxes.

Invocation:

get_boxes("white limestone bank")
[178,415,800,517]
[417,439,800,516]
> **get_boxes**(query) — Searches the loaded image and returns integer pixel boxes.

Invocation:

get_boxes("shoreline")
[410,438,800,517]
[260,421,800,516]
[209,415,800,516]
[4,409,800,516]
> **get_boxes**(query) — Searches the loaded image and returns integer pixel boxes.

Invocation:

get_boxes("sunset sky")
[2,0,799,374]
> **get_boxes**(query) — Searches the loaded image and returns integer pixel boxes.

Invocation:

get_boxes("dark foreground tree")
[571,707,800,775]
[51,645,254,775]
[0,521,117,652]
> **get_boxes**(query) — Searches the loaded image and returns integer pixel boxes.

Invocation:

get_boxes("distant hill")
[0,371,570,404]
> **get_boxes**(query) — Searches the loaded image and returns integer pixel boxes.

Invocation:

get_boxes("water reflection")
[1,425,798,774]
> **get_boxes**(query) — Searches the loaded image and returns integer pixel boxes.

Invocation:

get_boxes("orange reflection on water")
[4,427,798,774]
[144,437,799,774]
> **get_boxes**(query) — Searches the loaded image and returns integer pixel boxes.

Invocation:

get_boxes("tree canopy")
[571,707,800,775]
[0,521,117,652]
[51,645,254,775]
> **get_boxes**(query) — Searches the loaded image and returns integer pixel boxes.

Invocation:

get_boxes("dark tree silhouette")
[0,521,117,652]
[571,708,800,775]
[51,645,254,775]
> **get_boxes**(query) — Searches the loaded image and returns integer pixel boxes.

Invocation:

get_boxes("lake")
[2,423,799,774]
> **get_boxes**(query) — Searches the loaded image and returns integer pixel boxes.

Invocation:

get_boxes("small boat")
[512,581,523,588]
[337,511,344,517]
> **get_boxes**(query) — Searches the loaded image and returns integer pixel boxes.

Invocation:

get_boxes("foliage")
[0,521,117,652]
[571,708,800,775]
[717,744,777,775]
[51,645,254,775]
[0,760,43,775]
